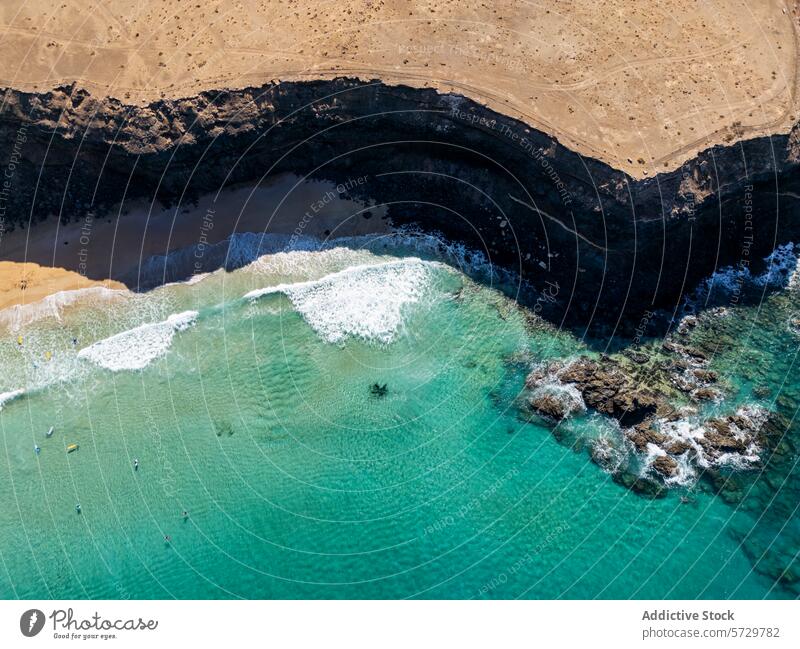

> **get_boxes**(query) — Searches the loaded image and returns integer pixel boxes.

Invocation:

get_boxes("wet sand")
[0,173,390,312]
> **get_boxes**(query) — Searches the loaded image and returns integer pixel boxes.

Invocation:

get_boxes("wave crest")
[245,258,439,344]
[0,389,25,410]
[77,311,198,371]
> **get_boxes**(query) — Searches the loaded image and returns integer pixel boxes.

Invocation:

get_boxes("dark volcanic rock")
[699,411,765,458]
[652,454,679,478]
[665,439,692,455]
[692,369,718,382]
[528,392,571,421]
[623,350,649,364]
[1,79,800,333]
[524,337,770,496]
[626,420,667,452]
[557,358,659,424]
[693,387,721,401]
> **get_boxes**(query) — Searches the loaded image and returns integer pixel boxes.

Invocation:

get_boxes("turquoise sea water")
[0,236,797,599]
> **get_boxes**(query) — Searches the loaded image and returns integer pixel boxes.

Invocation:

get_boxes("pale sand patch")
[0,173,390,311]
[0,0,797,176]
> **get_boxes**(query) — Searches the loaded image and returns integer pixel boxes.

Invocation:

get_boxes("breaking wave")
[639,405,768,487]
[683,242,800,312]
[245,258,440,344]
[0,286,127,330]
[0,389,25,411]
[77,310,198,371]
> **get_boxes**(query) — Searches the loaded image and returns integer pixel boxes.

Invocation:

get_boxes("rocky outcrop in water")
[523,314,779,495]
[527,383,585,422]
[1,79,800,332]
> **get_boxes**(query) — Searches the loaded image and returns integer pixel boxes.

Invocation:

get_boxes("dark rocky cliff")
[1,78,799,333]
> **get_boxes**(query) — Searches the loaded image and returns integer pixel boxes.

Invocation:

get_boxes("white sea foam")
[529,381,586,419]
[684,243,799,311]
[0,286,128,330]
[135,228,514,309]
[141,232,323,288]
[249,246,381,281]
[245,258,439,343]
[77,311,198,371]
[712,405,768,470]
[591,435,627,474]
[644,405,768,486]
[664,451,699,487]
[0,389,24,410]
[586,417,628,474]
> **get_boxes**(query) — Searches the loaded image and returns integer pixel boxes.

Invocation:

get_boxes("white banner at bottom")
[0,600,797,648]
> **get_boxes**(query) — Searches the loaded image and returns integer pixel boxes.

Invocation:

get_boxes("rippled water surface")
[0,237,797,598]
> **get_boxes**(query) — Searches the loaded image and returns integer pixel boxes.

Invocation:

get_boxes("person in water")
[75,504,81,514]
[133,458,139,471]
[34,444,40,455]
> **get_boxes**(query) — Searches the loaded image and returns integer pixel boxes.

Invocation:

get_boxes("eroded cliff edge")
[1,78,799,333]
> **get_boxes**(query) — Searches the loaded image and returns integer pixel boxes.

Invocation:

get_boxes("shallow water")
[0,236,796,599]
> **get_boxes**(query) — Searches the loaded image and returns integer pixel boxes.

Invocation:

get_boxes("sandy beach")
[0,1,798,314]
[0,261,124,312]
[0,173,389,312]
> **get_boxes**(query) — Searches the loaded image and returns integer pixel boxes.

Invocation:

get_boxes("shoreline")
[0,261,125,313]
[2,77,798,335]
[0,173,390,314]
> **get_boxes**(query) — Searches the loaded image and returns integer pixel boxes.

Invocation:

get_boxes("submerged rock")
[590,436,627,473]
[708,471,746,504]
[753,385,772,399]
[613,470,667,499]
